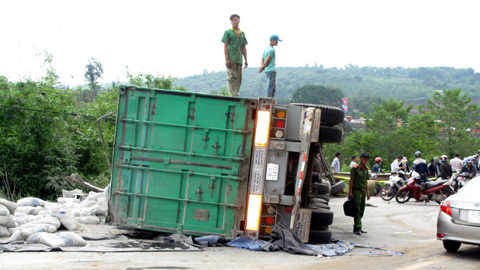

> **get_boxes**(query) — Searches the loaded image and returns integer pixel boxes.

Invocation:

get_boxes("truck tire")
[331,181,346,195]
[290,103,344,125]
[318,125,343,143]
[309,229,332,244]
[312,198,328,204]
[310,208,334,229]
[313,182,330,195]
[315,193,330,201]
[308,203,330,210]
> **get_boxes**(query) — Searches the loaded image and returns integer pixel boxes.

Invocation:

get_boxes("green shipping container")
[108,86,257,238]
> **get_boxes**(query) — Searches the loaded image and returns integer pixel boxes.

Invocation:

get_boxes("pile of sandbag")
[0,188,109,248]
[0,198,18,237]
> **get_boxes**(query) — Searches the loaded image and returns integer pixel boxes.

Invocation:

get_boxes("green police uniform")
[350,164,370,230]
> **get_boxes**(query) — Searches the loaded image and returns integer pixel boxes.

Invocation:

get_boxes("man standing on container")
[222,14,248,97]
[258,35,282,97]
[349,152,370,235]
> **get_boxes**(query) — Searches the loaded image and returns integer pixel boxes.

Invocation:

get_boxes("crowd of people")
[332,151,480,180]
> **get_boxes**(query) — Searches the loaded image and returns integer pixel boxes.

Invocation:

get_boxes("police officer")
[348,152,371,235]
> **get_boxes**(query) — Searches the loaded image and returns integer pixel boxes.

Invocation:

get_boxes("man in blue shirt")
[259,35,282,97]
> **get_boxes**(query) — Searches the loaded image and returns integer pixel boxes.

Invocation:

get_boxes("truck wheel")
[318,125,343,143]
[308,203,330,210]
[310,208,334,230]
[331,181,346,195]
[315,193,330,201]
[309,229,332,244]
[313,182,330,195]
[290,103,344,125]
[312,198,328,204]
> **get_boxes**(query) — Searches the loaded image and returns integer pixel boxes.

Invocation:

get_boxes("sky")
[1,0,479,86]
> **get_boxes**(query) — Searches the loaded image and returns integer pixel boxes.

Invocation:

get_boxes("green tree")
[360,99,413,166]
[126,70,187,91]
[0,80,77,199]
[290,85,343,107]
[423,89,479,156]
[85,58,104,91]
[37,50,59,87]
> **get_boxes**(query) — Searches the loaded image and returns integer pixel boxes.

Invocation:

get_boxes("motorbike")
[451,171,472,192]
[380,170,405,201]
[395,172,455,204]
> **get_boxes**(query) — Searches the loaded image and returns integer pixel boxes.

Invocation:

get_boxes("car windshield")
[457,178,480,196]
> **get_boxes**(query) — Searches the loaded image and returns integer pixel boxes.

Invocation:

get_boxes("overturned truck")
[106,86,344,244]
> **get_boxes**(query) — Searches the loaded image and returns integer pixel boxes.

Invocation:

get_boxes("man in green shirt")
[348,152,371,235]
[221,14,248,97]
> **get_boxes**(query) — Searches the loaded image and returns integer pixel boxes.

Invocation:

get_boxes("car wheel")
[443,240,461,253]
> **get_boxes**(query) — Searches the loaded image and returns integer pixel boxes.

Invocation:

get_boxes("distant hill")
[173,66,480,104]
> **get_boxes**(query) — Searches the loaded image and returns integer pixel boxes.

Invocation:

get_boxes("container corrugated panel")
[108,86,255,238]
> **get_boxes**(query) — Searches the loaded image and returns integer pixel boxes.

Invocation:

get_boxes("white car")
[437,177,480,252]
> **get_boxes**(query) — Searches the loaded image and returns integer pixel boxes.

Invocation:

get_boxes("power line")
[0,104,116,121]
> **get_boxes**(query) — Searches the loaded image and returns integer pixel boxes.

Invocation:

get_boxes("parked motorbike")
[380,170,405,201]
[451,171,472,192]
[395,172,455,204]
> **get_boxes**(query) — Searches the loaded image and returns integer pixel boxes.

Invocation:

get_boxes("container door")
[109,87,255,238]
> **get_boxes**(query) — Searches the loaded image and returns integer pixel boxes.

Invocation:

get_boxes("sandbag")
[51,212,82,231]
[97,197,106,204]
[14,213,53,226]
[0,204,10,216]
[13,214,29,225]
[93,205,108,216]
[9,224,57,241]
[27,232,65,248]
[17,197,46,207]
[80,200,96,208]
[58,232,87,247]
[75,216,100,224]
[62,189,85,199]
[20,223,57,233]
[98,215,106,224]
[87,192,104,202]
[28,216,61,229]
[16,206,41,215]
[0,198,17,214]
[57,197,81,204]
[0,215,17,228]
[0,225,10,237]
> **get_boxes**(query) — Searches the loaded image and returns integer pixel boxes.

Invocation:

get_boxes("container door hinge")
[212,137,221,156]
[208,177,216,197]
[196,182,204,201]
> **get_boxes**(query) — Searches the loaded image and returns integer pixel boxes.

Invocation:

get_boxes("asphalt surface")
[1,196,479,270]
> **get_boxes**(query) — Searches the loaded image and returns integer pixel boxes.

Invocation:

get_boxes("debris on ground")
[0,191,392,257]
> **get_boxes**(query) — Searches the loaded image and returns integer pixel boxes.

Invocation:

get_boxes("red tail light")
[275,120,285,128]
[440,201,452,216]
[285,206,292,213]
[265,217,275,225]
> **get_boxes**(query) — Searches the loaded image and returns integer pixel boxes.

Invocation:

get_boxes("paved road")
[1,197,479,269]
